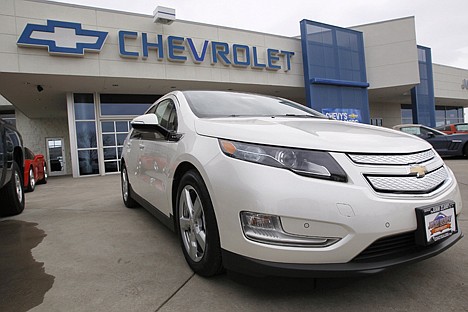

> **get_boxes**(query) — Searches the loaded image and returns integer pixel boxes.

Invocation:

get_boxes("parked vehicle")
[23,147,47,192]
[121,91,463,277]
[393,124,468,158]
[0,119,25,217]
[436,123,468,134]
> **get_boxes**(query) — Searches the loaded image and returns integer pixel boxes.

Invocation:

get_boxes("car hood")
[194,117,431,153]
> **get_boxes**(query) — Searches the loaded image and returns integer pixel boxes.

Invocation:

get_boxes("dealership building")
[1,0,467,178]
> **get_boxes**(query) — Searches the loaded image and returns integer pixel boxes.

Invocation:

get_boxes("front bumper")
[197,139,463,265]
[222,230,463,277]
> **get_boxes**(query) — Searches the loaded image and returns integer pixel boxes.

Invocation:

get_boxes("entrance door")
[46,138,66,176]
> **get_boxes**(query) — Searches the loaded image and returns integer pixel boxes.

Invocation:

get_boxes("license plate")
[415,201,457,246]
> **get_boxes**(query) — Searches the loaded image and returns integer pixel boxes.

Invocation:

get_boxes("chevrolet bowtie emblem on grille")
[17,20,108,56]
[409,165,427,178]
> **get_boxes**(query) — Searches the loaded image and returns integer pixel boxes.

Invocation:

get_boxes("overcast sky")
[52,0,468,69]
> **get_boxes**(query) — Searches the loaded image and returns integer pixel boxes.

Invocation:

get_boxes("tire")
[464,144,468,159]
[26,166,35,192]
[121,164,138,208]
[0,162,25,217]
[175,170,223,277]
[37,164,48,185]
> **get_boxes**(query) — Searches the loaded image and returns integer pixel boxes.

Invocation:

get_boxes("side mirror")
[131,114,159,126]
[130,114,160,132]
[426,132,435,138]
[130,114,183,142]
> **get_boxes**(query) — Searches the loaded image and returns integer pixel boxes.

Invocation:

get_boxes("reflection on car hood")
[194,117,431,153]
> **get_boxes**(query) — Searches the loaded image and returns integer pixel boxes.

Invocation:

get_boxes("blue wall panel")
[411,46,436,127]
[300,20,370,124]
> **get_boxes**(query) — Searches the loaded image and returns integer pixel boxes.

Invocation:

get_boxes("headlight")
[219,139,347,182]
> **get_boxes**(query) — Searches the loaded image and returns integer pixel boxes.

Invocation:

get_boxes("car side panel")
[123,130,143,196]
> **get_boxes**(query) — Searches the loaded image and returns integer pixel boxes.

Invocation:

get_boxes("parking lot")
[1,159,467,312]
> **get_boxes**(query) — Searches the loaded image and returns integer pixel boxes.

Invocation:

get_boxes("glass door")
[46,138,66,176]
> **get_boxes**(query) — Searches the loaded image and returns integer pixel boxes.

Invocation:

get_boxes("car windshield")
[182,91,326,119]
[456,124,468,131]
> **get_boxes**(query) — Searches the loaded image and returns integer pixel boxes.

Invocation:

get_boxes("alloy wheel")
[14,171,23,203]
[178,185,207,262]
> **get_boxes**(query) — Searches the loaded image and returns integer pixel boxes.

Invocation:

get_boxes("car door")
[421,129,451,155]
[138,97,180,217]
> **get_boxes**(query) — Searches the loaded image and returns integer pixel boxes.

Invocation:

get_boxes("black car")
[0,119,25,217]
[393,124,468,158]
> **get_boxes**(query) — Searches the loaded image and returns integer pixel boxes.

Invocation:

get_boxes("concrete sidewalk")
[1,159,467,312]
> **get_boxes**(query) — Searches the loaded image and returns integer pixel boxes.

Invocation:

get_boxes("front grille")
[352,232,417,262]
[366,166,448,194]
[348,149,435,165]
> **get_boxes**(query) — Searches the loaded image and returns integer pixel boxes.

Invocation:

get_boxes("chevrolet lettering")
[17,20,295,71]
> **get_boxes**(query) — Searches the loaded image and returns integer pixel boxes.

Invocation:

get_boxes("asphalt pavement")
[0,159,467,312]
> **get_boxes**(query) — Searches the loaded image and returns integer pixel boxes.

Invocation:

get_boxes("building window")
[74,93,99,176]
[401,104,413,124]
[101,120,131,173]
[99,94,160,174]
[300,20,370,123]
[435,106,464,126]
[99,94,159,117]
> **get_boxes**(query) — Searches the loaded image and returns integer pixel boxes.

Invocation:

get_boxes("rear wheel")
[26,166,35,192]
[176,170,223,277]
[121,164,138,208]
[37,164,48,184]
[0,162,25,217]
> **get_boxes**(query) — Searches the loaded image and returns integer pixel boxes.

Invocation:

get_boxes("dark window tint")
[78,150,99,175]
[25,147,35,160]
[76,121,97,148]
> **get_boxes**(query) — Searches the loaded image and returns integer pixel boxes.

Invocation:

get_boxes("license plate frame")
[415,201,457,246]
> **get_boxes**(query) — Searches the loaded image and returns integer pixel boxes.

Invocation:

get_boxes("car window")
[400,127,421,135]
[154,99,177,131]
[25,148,34,160]
[146,104,157,115]
[456,124,468,131]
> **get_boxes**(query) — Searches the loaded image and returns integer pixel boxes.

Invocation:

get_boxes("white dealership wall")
[1,0,468,176]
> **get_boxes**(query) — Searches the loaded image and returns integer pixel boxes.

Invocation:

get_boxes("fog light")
[240,212,340,247]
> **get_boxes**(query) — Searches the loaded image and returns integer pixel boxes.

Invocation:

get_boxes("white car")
[121,91,463,277]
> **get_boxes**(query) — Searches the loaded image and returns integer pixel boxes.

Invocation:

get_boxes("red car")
[24,147,47,192]
[436,123,468,134]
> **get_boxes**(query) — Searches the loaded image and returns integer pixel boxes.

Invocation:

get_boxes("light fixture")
[153,6,175,24]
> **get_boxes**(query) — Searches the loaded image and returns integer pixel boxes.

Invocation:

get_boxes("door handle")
[139,144,145,150]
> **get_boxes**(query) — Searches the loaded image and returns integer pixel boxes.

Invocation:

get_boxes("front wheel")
[121,164,138,208]
[176,170,223,277]
[0,162,25,217]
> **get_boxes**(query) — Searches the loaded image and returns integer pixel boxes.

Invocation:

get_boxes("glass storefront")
[401,104,464,127]
[72,93,160,177]
[401,104,413,124]
[74,94,99,176]
[101,120,132,173]
[435,106,464,127]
